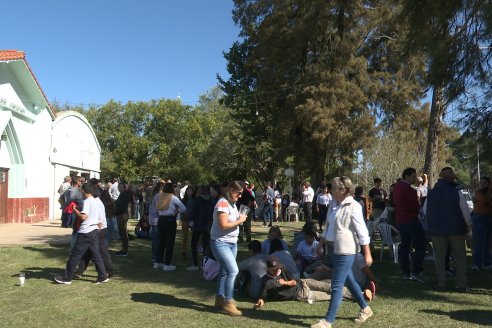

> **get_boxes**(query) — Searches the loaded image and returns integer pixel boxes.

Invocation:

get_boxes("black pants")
[156,215,177,265]
[318,204,327,230]
[191,229,211,267]
[65,230,106,280]
[116,212,129,252]
[238,211,253,242]
[303,202,313,223]
[76,228,113,275]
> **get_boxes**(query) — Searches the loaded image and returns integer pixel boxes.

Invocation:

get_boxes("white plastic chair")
[286,204,299,222]
[377,223,401,263]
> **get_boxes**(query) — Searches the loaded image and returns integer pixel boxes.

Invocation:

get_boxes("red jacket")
[393,180,420,225]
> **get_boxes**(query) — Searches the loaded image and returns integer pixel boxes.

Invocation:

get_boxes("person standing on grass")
[149,181,164,264]
[74,179,114,279]
[153,182,187,271]
[424,167,471,291]
[311,176,373,328]
[114,182,134,257]
[302,181,315,224]
[471,176,492,271]
[316,184,332,231]
[181,185,196,260]
[237,181,256,243]
[393,167,426,282]
[54,183,108,285]
[210,181,247,316]
[188,185,214,271]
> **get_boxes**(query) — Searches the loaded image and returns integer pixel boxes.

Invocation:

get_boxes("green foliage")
[220,0,427,184]
[59,88,254,184]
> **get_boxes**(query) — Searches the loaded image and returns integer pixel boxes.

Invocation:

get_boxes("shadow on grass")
[421,309,492,326]
[131,292,315,326]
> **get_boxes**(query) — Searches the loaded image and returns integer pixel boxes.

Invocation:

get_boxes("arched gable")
[51,111,101,172]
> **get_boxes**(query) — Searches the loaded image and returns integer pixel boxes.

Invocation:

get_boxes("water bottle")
[19,273,25,287]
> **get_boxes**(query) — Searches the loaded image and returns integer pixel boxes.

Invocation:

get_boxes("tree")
[220,1,431,186]
[400,0,492,187]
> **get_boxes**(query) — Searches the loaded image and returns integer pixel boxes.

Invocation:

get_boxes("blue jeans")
[263,204,273,225]
[325,253,368,323]
[472,213,492,267]
[106,217,115,244]
[397,219,426,275]
[151,225,159,262]
[210,239,238,301]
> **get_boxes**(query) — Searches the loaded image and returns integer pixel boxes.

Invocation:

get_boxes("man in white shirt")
[54,183,109,285]
[58,176,72,195]
[302,181,315,224]
[109,178,120,201]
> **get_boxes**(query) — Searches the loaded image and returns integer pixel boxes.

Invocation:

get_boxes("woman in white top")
[311,177,373,328]
[316,185,332,232]
[154,182,187,271]
[210,181,247,316]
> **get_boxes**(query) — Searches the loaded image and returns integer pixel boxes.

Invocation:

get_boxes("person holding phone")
[210,181,247,316]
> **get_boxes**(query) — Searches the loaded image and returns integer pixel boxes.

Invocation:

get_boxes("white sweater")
[322,196,370,255]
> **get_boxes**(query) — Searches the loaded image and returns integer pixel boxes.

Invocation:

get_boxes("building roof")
[0,50,54,117]
[0,50,25,61]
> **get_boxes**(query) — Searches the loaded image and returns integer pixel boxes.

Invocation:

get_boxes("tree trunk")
[423,87,445,188]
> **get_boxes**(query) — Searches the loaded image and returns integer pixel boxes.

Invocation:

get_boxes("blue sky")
[1,0,240,107]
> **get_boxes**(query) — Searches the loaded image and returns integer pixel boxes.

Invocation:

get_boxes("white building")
[0,50,100,223]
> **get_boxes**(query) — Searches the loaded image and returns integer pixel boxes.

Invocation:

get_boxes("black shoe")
[93,276,110,284]
[74,273,83,279]
[114,251,128,257]
[54,275,72,285]
[268,223,272,227]
[107,272,113,279]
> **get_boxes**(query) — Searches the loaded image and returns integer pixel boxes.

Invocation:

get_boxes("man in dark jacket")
[238,181,256,243]
[393,167,425,282]
[424,167,471,291]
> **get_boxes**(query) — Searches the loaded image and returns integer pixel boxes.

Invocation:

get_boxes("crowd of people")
[51,168,492,328]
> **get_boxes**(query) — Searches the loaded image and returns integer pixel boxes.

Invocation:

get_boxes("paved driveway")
[0,220,71,246]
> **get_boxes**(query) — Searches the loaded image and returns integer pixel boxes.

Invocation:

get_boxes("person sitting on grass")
[308,252,376,302]
[294,230,320,274]
[261,225,289,254]
[269,238,300,279]
[253,256,332,309]
[238,240,269,299]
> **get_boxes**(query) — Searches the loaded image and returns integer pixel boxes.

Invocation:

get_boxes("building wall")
[1,59,101,223]
[6,197,49,223]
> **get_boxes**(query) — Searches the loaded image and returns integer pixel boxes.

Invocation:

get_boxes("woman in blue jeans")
[312,177,373,328]
[210,181,247,316]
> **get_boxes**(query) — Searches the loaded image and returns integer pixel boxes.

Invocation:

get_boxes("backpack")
[202,256,219,281]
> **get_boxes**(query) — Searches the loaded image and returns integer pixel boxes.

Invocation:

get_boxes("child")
[295,231,320,274]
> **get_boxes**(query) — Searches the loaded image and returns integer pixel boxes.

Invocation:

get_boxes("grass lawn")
[1,221,491,328]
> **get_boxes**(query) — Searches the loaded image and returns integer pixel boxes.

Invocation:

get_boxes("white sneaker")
[153,262,163,269]
[310,319,331,328]
[163,265,177,271]
[186,265,199,271]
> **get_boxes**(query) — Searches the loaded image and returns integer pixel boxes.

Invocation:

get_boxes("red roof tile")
[0,50,25,61]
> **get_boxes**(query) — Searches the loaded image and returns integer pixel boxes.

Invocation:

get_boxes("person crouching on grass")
[54,183,109,284]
